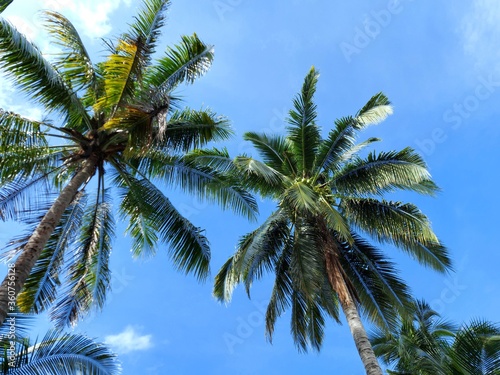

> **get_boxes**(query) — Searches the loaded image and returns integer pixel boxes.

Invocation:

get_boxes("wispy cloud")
[3,0,132,42]
[41,0,132,39]
[461,0,500,72]
[105,326,153,354]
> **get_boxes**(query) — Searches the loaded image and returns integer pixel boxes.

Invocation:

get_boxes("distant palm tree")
[0,0,256,328]
[371,299,456,374]
[213,67,450,375]
[448,320,500,374]
[371,300,500,374]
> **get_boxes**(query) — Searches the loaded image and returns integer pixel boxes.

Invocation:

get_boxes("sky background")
[1,0,499,374]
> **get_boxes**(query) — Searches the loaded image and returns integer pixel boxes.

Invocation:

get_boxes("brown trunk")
[0,156,97,326]
[320,218,382,375]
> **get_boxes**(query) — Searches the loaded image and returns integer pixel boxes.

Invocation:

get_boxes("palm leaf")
[126,0,169,70]
[243,132,296,176]
[0,0,13,13]
[0,110,49,148]
[265,242,293,341]
[449,320,500,374]
[132,152,258,221]
[153,107,233,151]
[0,18,90,128]
[116,172,211,280]
[50,189,114,328]
[43,11,97,98]
[286,66,320,176]
[340,198,451,271]
[339,234,411,330]
[144,33,213,93]
[356,92,393,126]
[333,148,438,196]
[5,330,121,374]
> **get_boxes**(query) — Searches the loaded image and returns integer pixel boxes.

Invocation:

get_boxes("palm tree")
[212,67,450,374]
[0,328,121,374]
[370,299,456,374]
[448,320,500,374]
[0,0,257,328]
[371,300,500,374]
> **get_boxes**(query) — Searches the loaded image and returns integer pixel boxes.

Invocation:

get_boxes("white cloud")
[104,326,153,354]
[40,0,132,39]
[461,0,500,72]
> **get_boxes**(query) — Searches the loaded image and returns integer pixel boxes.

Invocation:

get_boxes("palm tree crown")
[371,300,500,375]
[0,0,256,328]
[213,67,450,374]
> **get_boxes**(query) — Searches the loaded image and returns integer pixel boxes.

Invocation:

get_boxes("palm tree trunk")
[324,243,383,375]
[0,156,98,326]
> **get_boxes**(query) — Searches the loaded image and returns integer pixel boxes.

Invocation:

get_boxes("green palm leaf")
[0,18,90,128]
[0,0,13,13]
[43,11,97,97]
[286,66,320,176]
[4,330,121,374]
[144,33,213,93]
[333,148,437,196]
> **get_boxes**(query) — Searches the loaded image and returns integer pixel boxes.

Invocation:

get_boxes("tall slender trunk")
[0,156,98,326]
[321,227,383,375]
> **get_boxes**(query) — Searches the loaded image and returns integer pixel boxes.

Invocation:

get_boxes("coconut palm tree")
[448,320,500,375]
[370,299,456,374]
[371,300,500,375]
[0,0,256,328]
[212,67,450,374]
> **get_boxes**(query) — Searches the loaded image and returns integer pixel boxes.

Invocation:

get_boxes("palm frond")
[282,181,319,213]
[132,152,258,220]
[5,330,121,374]
[289,219,323,298]
[153,107,232,152]
[449,320,500,374]
[356,92,393,126]
[286,67,320,176]
[116,172,211,280]
[0,173,54,222]
[339,234,411,330]
[243,132,296,176]
[95,39,141,115]
[50,189,114,328]
[316,197,352,244]
[265,242,293,341]
[234,156,286,191]
[0,18,90,128]
[0,147,65,184]
[340,198,451,272]
[0,110,49,148]
[0,0,13,13]
[126,0,170,70]
[144,33,213,94]
[333,148,438,196]
[43,11,97,99]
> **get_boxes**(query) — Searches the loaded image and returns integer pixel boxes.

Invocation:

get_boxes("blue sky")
[1,0,499,373]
